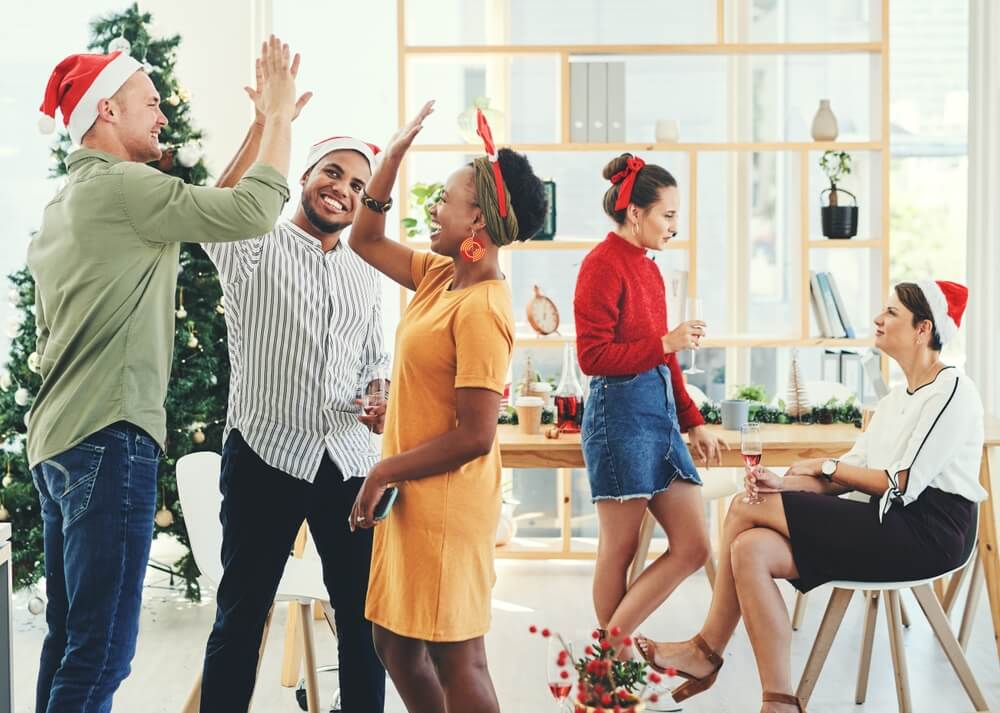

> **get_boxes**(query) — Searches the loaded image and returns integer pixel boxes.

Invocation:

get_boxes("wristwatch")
[820,459,839,482]
[360,189,393,214]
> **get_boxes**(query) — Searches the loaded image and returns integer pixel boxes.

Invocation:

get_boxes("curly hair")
[496,148,548,242]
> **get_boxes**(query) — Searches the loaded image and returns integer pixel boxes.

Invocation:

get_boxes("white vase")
[655,119,680,143]
[811,100,839,141]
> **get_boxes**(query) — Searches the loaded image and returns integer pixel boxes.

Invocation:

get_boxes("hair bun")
[602,153,633,181]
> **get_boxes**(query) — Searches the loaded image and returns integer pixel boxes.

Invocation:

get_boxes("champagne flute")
[361,366,389,450]
[683,298,705,375]
[741,423,764,504]
[546,636,575,712]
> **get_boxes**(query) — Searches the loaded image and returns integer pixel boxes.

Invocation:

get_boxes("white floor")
[9,559,1000,712]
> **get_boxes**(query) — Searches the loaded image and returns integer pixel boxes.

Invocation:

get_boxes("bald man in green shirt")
[26,37,306,713]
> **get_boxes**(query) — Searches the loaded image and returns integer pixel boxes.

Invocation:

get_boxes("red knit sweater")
[574,232,705,432]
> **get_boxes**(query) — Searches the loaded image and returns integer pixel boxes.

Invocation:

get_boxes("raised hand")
[256,35,301,121]
[245,46,312,127]
[382,100,435,164]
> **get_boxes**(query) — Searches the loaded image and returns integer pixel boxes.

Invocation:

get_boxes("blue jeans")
[31,422,159,713]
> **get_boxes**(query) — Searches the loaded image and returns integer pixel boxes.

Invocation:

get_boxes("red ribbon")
[611,156,646,211]
[475,108,508,218]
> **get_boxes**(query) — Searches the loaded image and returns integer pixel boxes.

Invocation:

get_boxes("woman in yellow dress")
[348,102,548,712]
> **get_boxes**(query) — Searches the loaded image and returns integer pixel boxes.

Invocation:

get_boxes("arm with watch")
[750,457,906,499]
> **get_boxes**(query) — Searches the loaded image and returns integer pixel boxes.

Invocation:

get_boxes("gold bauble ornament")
[545,426,561,439]
[0,505,9,521]
[2,475,12,488]
[154,506,174,528]
[187,335,199,348]
[176,308,188,319]
[192,429,206,445]
[167,94,180,106]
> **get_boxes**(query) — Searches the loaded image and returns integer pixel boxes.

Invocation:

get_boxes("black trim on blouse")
[906,365,956,396]
[881,376,961,520]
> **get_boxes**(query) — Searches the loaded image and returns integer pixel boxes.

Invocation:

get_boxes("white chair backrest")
[175,451,224,586]
[685,383,709,407]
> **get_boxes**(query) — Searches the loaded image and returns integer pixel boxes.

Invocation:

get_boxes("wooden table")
[498,419,1000,661]
[0,523,11,713]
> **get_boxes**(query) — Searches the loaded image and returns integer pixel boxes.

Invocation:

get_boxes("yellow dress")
[365,251,513,642]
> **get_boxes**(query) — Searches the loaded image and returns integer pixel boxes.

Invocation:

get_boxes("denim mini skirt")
[581,364,702,502]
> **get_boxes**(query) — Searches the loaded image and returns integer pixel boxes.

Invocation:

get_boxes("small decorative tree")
[785,349,810,419]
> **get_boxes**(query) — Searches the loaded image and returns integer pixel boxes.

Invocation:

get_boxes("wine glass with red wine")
[741,422,764,504]
[546,635,575,711]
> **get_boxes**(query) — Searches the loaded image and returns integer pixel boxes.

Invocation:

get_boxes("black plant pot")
[821,188,859,239]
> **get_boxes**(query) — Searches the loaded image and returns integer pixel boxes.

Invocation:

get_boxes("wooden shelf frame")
[395,0,890,360]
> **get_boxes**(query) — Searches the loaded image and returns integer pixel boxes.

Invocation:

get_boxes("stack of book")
[810,271,856,338]
[569,61,626,143]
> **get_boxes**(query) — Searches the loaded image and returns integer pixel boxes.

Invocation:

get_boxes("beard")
[302,194,350,235]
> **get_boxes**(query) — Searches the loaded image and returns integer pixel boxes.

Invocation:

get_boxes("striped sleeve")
[202,237,265,286]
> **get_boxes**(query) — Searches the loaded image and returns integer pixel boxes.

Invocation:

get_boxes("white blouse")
[839,367,987,522]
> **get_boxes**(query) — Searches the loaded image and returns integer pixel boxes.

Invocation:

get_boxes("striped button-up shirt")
[203,220,389,482]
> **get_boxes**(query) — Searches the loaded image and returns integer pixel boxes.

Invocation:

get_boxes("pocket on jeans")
[604,374,639,387]
[40,441,105,527]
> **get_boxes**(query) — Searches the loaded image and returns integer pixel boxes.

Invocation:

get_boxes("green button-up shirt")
[25,149,289,467]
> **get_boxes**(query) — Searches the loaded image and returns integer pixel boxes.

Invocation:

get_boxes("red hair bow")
[611,156,646,211]
[476,108,508,217]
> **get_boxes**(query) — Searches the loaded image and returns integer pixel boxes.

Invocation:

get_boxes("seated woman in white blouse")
[634,280,985,713]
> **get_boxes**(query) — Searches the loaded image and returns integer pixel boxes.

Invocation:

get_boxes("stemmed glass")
[546,636,575,712]
[683,298,705,375]
[741,423,764,504]
[360,366,389,450]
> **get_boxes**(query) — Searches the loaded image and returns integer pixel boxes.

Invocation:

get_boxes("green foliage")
[732,384,767,402]
[819,150,853,189]
[401,182,444,238]
[2,4,218,598]
[698,396,861,428]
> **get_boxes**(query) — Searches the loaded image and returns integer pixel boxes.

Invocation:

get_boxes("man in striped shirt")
[198,128,389,712]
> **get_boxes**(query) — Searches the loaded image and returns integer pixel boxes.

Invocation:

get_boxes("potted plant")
[400,182,444,239]
[819,150,858,239]
[530,625,669,712]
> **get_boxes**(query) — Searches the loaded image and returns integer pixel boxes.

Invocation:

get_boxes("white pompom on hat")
[39,50,142,145]
[915,280,968,345]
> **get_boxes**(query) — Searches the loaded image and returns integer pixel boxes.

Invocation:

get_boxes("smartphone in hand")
[373,486,399,521]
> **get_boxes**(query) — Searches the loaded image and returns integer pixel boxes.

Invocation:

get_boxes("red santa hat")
[304,136,380,173]
[39,51,143,146]
[916,280,968,345]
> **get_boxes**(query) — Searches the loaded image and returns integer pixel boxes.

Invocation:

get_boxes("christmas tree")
[0,4,226,599]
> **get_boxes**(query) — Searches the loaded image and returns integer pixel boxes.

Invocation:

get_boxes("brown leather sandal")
[762,691,807,712]
[633,633,724,703]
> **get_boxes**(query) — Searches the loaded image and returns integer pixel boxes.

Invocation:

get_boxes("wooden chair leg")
[180,676,201,713]
[704,553,717,590]
[855,591,879,704]
[628,510,656,587]
[298,601,321,713]
[281,601,304,687]
[959,552,985,650]
[885,590,913,713]
[796,587,854,705]
[912,584,989,711]
[942,547,974,615]
[792,591,808,631]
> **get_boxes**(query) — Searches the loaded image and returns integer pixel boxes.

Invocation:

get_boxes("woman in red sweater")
[574,154,725,668]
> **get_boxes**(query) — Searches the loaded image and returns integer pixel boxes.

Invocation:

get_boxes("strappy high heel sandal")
[762,692,807,712]
[634,633,724,703]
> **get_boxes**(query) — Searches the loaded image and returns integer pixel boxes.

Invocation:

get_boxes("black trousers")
[200,430,386,713]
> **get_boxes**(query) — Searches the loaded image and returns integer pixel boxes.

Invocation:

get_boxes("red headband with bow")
[611,155,646,211]
[475,108,508,218]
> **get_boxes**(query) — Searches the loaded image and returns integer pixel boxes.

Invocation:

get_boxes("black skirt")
[782,487,976,593]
